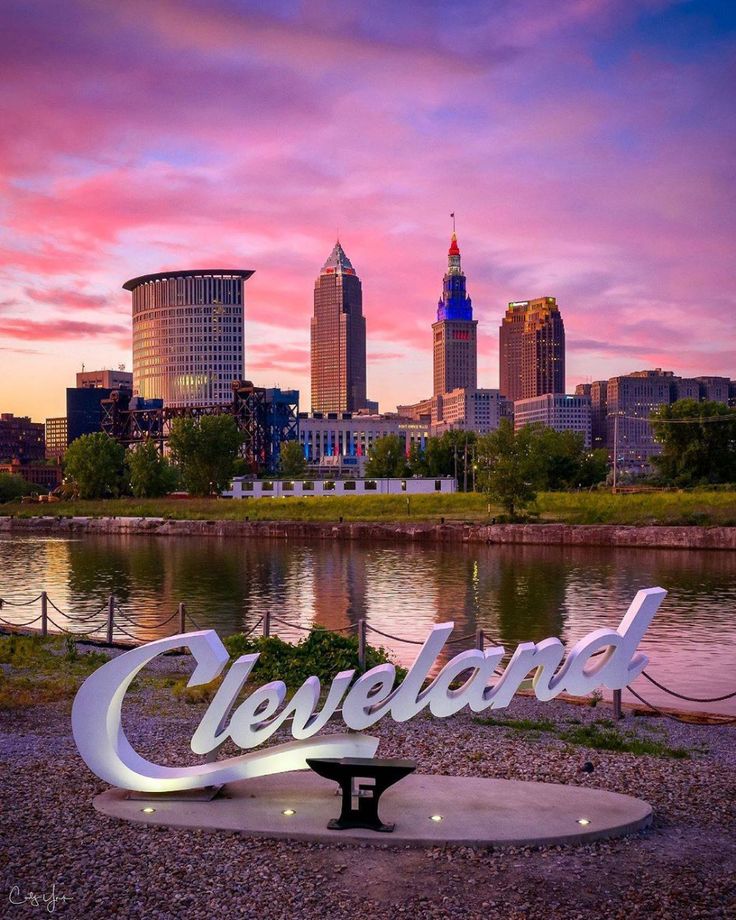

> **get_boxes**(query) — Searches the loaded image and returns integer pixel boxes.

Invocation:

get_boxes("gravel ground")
[1,648,735,920]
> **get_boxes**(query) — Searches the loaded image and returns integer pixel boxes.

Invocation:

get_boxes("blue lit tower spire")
[437,228,473,322]
[432,220,478,395]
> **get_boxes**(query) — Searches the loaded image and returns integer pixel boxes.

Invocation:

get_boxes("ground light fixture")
[281,809,296,816]
[577,818,591,826]
[141,807,156,814]
[429,814,444,822]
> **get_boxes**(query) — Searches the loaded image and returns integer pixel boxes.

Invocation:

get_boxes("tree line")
[2,397,732,504]
[364,422,609,517]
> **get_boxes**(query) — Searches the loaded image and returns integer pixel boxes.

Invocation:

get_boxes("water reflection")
[1,535,734,714]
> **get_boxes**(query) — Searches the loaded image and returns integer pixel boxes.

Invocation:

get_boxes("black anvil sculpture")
[307,757,417,832]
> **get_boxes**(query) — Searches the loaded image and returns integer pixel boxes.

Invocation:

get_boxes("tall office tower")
[124,269,253,407]
[432,233,477,396]
[499,297,565,400]
[311,242,367,413]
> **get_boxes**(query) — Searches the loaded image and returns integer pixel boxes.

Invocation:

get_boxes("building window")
[435,480,442,491]
[343,480,357,491]
[324,480,335,491]
[364,480,377,491]
[302,481,314,491]
[262,481,273,491]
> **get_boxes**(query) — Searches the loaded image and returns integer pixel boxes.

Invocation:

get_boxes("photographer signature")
[9,885,71,913]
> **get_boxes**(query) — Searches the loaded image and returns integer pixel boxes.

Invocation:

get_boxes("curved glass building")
[124,269,254,407]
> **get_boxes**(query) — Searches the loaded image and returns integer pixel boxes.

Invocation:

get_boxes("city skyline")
[1,1,734,421]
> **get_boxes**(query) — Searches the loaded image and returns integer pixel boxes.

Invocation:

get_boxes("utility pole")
[463,436,468,492]
[612,412,619,493]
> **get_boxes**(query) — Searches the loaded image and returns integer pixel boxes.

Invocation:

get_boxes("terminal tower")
[432,231,478,396]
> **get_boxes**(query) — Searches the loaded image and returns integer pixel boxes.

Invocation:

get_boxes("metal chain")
[0,612,43,628]
[626,684,736,725]
[0,593,43,607]
[641,670,736,703]
[364,624,425,645]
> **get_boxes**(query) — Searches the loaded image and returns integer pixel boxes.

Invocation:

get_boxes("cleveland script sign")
[72,587,666,792]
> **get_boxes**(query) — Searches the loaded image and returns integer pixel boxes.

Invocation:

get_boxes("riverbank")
[2,513,736,549]
[2,489,736,526]
[2,641,734,918]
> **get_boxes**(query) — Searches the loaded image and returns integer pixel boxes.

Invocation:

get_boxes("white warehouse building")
[224,477,457,499]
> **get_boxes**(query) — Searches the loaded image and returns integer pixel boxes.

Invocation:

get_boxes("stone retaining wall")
[2,515,735,549]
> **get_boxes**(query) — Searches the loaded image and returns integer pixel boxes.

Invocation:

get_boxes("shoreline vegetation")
[2,489,736,526]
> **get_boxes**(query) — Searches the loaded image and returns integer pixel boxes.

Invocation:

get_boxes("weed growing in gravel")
[471,713,690,759]
[472,716,558,733]
[559,722,690,758]
[0,634,109,710]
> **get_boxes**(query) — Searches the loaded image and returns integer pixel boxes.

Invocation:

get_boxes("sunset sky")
[1,0,734,420]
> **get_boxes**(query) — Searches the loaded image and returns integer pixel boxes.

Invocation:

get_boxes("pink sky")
[1,0,734,420]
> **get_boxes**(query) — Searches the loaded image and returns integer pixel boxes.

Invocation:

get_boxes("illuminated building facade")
[310,242,367,413]
[432,233,477,396]
[45,416,68,460]
[500,297,565,401]
[125,269,253,407]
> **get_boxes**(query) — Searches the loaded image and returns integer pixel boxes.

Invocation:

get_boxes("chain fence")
[1,590,734,721]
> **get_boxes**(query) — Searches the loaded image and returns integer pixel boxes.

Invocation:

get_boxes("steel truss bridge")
[100,381,298,474]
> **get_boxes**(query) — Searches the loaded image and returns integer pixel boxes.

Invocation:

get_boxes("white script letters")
[72,587,666,792]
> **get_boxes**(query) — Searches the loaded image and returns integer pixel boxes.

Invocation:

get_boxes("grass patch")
[472,713,690,759]
[2,489,735,526]
[473,715,558,733]
[0,634,110,710]
[558,722,690,759]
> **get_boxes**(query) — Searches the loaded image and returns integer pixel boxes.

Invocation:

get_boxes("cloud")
[0,317,130,342]
[0,0,734,420]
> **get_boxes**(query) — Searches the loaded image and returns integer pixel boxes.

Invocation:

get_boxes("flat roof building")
[76,369,133,390]
[0,413,45,463]
[514,393,591,447]
[124,269,253,407]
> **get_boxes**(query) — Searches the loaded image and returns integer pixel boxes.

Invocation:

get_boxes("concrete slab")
[94,773,652,848]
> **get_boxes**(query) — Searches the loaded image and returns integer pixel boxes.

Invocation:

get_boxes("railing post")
[358,618,366,671]
[41,591,48,638]
[263,611,271,638]
[613,688,623,720]
[107,595,115,645]
[178,602,186,635]
[475,628,484,651]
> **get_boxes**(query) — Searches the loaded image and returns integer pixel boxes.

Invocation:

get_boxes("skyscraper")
[432,232,478,396]
[499,297,565,401]
[310,241,367,413]
[125,269,253,407]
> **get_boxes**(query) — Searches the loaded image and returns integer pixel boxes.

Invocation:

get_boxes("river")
[1,533,734,715]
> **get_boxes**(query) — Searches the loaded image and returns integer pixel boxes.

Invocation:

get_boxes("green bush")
[224,627,404,687]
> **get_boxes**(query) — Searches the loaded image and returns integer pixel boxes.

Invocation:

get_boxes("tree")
[64,433,127,499]
[0,472,32,503]
[126,441,178,498]
[365,435,410,478]
[651,399,736,485]
[476,419,541,518]
[577,448,609,488]
[168,414,242,496]
[279,440,307,478]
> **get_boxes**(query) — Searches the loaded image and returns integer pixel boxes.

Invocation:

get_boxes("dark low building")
[0,413,45,462]
[0,459,62,491]
[67,387,122,444]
